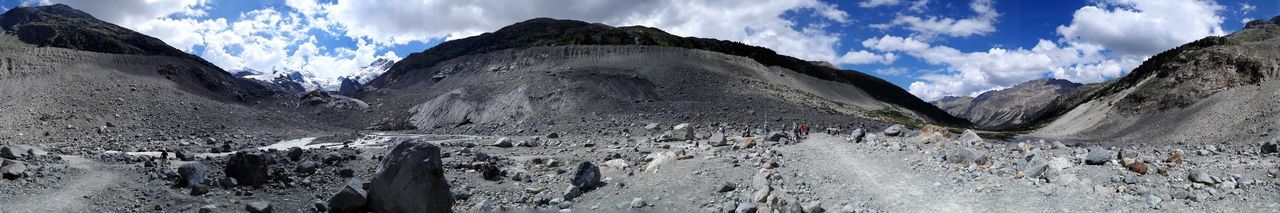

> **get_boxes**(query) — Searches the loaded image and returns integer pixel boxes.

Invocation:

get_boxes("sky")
[0,0,1274,101]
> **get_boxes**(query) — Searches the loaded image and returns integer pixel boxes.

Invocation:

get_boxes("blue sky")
[1,0,1273,100]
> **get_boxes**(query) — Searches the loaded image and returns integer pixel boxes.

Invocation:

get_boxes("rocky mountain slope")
[355,18,968,133]
[1031,16,1280,144]
[932,79,1081,129]
[0,4,333,151]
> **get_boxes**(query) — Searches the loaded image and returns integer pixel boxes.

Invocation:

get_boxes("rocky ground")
[1,122,1277,212]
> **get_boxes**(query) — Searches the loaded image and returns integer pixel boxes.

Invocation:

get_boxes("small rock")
[189,185,209,196]
[630,198,646,208]
[295,161,319,176]
[717,182,736,193]
[563,185,583,200]
[752,187,771,203]
[198,205,217,213]
[1188,170,1214,184]
[1166,150,1183,164]
[328,179,368,213]
[1145,195,1162,208]
[735,202,758,213]
[546,132,560,138]
[492,137,513,148]
[802,201,824,213]
[1085,146,1111,165]
[1126,162,1148,175]
[245,201,272,213]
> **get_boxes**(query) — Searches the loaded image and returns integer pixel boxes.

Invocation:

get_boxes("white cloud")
[1241,2,1256,14]
[859,0,902,8]
[864,35,1119,100]
[907,0,930,13]
[27,0,209,28]
[836,50,898,65]
[1057,0,1225,56]
[874,67,908,76]
[312,0,858,65]
[876,0,998,38]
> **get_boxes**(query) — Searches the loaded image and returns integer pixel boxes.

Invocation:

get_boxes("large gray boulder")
[959,130,983,145]
[177,162,206,188]
[225,149,270,187]
[1085,146,1112,165]
[327,179,368,213]
[944,148,989,165]
[883,124,905,137]
[1,159,27,179]
[659,123,696,142]
[366,138,453,213]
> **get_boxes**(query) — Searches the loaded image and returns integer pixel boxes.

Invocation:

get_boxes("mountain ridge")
[368,17,969,126]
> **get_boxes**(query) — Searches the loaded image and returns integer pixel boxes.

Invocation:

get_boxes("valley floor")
[1,126,1278,212]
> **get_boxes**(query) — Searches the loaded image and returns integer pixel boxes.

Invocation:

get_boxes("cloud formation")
[873,0,998,38]
[1057,0,1226,56]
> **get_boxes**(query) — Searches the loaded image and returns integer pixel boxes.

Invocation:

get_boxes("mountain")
[359,18,968,130]
[1028,16,1280,144]
[0,4,261,99]
[0,4,325,151]
[931,79,1081,129]
[234,58,396,95]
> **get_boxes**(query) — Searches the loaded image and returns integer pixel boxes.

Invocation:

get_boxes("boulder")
[959,130,983,145]
[225,149,271,187]
[1127,162,1149,175]
[1085,147,1112,165]
[1021,158,1049,179]
[1262,139,1278,154]
[0,145,46,159]
[630,198,647,208]
[572,161,603,190]
[1188,171,1214,184]
[492,137,513,148]
[295,161,319,176]
[660,123,695,142]
[366,138,453,213]
[883,124,905,137]
[735,203,758,213]
[327,179,368,213]
[287,147,304,162]
[177,162,206,188]
[765,132,788,143]
[1166,150,1183,164]
[643,151,678,173]
[709,132,728,146]
[245,201,272,213]
[1,160,27,179]
[175,150,196,161]
[849,129,865,143]
[562,185,583,201]
[944,148,989,165]
[802,201,824,213]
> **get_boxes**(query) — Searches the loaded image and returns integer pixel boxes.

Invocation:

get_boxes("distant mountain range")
[231,58,397,95]
[931,79,1082,129]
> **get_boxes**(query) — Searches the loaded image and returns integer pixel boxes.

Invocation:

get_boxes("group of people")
[724,121,868,142]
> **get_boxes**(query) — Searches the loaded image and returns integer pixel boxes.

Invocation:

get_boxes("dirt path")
[0,155,122,212]
[779,134,1104,212]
